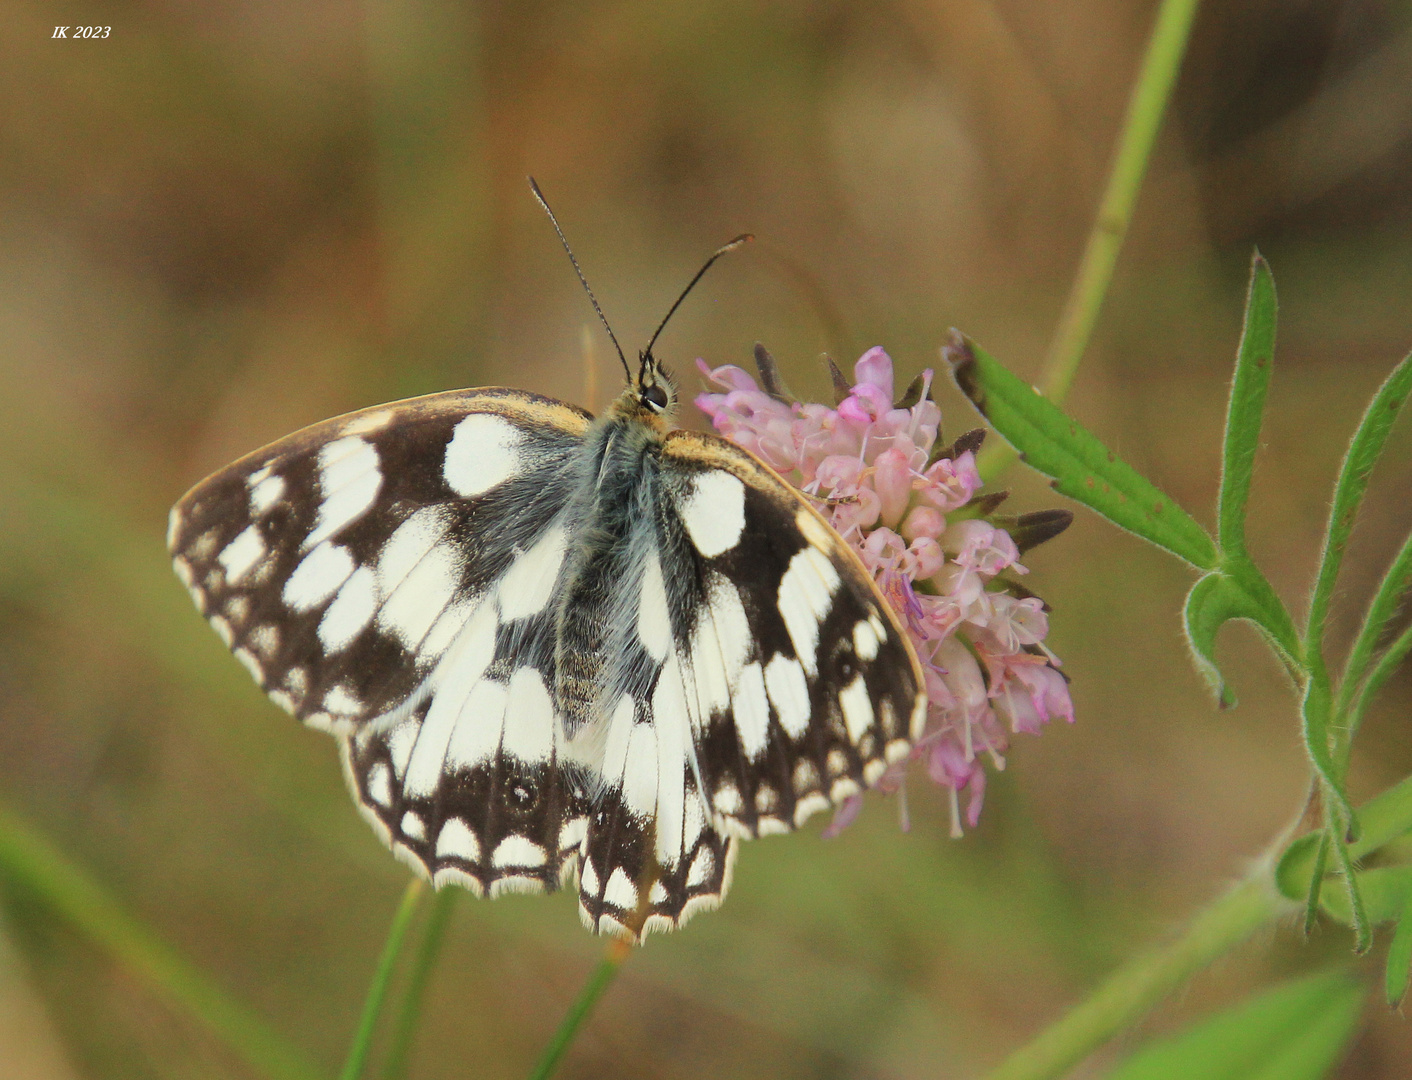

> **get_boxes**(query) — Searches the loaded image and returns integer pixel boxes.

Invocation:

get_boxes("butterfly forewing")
[168,388,591,731]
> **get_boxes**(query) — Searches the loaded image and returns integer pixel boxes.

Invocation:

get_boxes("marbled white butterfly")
[167,185,925,940]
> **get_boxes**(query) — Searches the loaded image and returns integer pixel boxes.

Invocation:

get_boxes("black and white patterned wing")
[168,388,595,894]
[573,430,924,940]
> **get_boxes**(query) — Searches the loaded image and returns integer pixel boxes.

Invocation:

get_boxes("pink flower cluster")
[695,347,1074,836]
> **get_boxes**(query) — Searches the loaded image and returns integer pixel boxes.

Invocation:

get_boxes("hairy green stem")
[981,0,1201,480]
[527,941,630,1080]
[1041,0,1201,401]
[980,863,1289,1080]
[340,879,426,1080]
[380,886,457,1080]
[0,803,326,1080]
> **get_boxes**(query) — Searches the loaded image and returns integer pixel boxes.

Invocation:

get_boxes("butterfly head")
[635,351,675,416]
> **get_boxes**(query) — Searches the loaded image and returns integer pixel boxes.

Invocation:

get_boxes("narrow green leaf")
[1278,773,1412,901]
[1327,821,1372,953]
[340,879,425,1080]
[1386,890,1412,1008]
[1336,528,1412,723]
[528,943,629,1080]
[945,332,1218,570]
[380,886,456,1080]
[1217,253,1277,559]
[1307,348,1412,670]
[1344,622,1412,766]
[0,803,326,1080]
[1101,969,1363,1080]
[1319,865,1412,927]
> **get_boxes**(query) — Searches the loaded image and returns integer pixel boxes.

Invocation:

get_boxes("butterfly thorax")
[553,385,673,734]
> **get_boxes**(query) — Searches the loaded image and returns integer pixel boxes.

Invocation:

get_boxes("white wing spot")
[637,553,672,661]
[732,662,770,761]
[679,470,747,558]
[604,867,638,909]
[777,547,840,676]
[323,684,362,716]
[765,655,811,739]
[794,507,835,550]
[620,724,660,819]
[209,615,233,646]
[581,859,601,895]
[217,525,265,586]
[307,437,382,550]
[839,675,874,743]
[445,679,508,770]
[863,759,887,785]
[366,762,393,807]
[559,817,588,854]
[438,604,509,771]
[400,812,426,841]
[249,472,286,515]
[686,846,715,888]
[794,792,829,827]
[284,542,356,612]
[444,413,523,497]
[225,596,250,625]
[387,719,418,779]
[827,749,849,777]
[853,618,881,661]
[755,785,778,812]
[792,759,820,793]
[714,780,743,816]
[378,509,460,648]
[498,522,568,620]
[342,409,393,435]
[318,566,377,652]
[436,818,481,862]
[234,648,262,681]
[492,835,547,868]
[501,667,557,764]
[173,556,194,588]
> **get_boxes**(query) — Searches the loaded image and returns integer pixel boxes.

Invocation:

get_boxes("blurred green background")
[2,1,1412,1077]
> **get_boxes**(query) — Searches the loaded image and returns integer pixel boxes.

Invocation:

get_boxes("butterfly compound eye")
[642,383,670,412]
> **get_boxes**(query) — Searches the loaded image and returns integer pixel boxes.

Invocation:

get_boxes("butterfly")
[167,183,925,941]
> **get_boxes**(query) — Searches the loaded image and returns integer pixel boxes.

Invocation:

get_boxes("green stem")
[1041,0,1201,402]
[980,863,1289,1080]
[340,878,426,1080]
[980,0,1201,478]
[379,886,457,1080]
[0,802,326,1080]
[527,941,631,1080]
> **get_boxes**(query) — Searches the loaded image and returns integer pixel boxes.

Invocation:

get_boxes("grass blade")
[528,940,630,1080]
[380,886,456,1080]
[0,802,326,1080]
[340,879,425,1080]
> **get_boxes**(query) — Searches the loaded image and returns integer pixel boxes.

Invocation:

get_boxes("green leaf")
[1386,890,1412,1008]
[1217,253,1277,560]
[1337,528,1412,721]
[1277,774,1412,901]
[1319,865,1412,926]
[1307,348,1412,673]
[1183,557,1300,708]
[1101,970,1363,1080]
[945,331,1218,570]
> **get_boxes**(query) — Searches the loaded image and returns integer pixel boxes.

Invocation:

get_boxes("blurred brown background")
[2,0,1412,1077]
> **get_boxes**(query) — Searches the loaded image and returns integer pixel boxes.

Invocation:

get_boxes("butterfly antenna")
[644,233,754,359]
[528,176,632,383]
